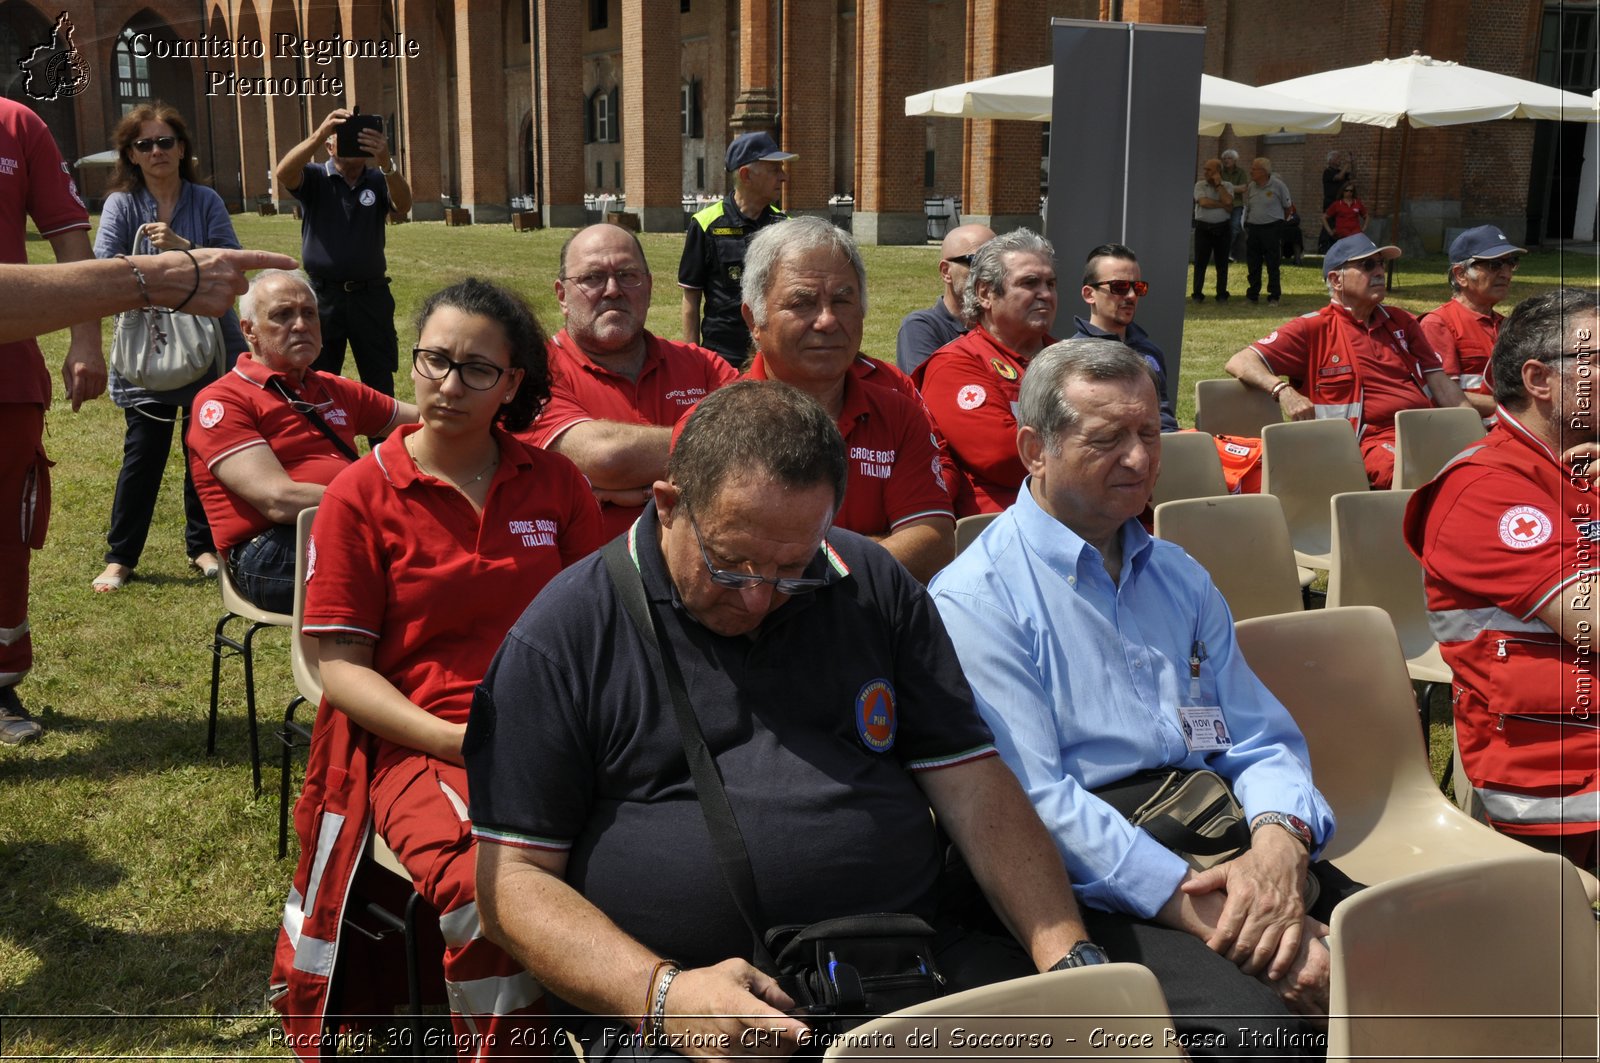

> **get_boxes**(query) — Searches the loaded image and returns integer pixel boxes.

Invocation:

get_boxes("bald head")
[938,224,995,312]
[556,222,654,362]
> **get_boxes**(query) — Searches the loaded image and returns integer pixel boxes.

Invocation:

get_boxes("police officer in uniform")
[678,132,794,367]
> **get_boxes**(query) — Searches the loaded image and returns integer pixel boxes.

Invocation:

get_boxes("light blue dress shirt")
[930,481,1334,920]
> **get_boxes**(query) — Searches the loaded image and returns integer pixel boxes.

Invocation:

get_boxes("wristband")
[115,253,153,309]
[649,965,680,1041]
[1270,380,1290,401]
[171,248,201,312]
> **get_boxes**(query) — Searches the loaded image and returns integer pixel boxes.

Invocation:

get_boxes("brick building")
[1,0,1590,245]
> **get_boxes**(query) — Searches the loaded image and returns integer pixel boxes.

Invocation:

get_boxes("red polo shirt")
[187,353,400,551]
[742,353,954,536]
[1421,298,1502,396]
[523,329,738,539]
[304,423,602,774]
[913,326,1043,513]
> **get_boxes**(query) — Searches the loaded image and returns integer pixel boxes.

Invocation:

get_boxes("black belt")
[310,275,386,292]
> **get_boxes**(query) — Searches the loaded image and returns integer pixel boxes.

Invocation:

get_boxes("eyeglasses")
[132,136,179,153]
[1473,256,1521,272]
[560,269,648,295]
[1088,279,1149,297]
[412,348,508,391]
[1347,257,1389,274]
[688,508,832,596]
[944,254,975,267]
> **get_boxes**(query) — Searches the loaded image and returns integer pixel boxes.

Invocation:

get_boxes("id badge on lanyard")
[1179,638,1231,752]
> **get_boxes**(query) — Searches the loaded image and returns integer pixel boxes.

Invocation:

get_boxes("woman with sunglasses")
[92,102,246,592]
[1321,184,1367,242]
[274,279,601,1054]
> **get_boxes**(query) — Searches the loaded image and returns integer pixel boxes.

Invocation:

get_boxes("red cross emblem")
[1498,505,1552,550]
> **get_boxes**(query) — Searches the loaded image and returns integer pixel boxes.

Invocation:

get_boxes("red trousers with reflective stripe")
[369,753,549,1059]
[0,404,48,688]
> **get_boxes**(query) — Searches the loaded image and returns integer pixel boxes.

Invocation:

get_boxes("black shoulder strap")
[600,534,778,973]
[268,379,361,463]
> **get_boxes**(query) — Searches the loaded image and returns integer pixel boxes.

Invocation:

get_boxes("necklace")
[406,437,498,488]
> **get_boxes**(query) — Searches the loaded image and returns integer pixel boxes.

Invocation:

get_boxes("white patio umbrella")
[905,66,1343,136]
[73,149,118,168]
[1262,53,1598,251]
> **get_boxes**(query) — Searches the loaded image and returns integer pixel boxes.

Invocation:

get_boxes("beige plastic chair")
[209,537,293,796]
[1153,495,1303,621]
[277,506,321,859]
[1259,418,1370,569]
[821,964,1182,1062]
[1325,853,1598,1063]
[1326,489,1451,722]
[954,512,999,554]
[1392,405,1486,491]
[1194,377,1282,438]
[1234,605,1599,901]
[1151,431,1228,506]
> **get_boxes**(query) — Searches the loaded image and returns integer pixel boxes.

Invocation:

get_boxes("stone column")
[398,0,442,219]
[452,0,509,222]
[535,0,586,226]
[962,0,1046,233]
[780,0,833,216]
[620,0,683,231]
[852,0,926,244]
[729,0,777,134]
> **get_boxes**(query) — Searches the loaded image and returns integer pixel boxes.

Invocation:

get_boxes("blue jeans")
[227,523,296,615]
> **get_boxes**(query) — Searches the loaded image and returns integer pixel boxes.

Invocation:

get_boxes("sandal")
[0,687,42,745]
[189,553,221,579]
[92,563,132,593]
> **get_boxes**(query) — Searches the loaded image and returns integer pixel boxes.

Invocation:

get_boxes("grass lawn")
[3,213,1592,1057]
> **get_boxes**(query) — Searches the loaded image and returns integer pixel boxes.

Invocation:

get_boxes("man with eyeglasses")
[1405,289,1600,872]
[894,223,994,376]
[525,224,737,539]
[274,108,413,400]
[468,380,1098,1060]
[1073,243,1179,432]
[679,131,795,366]
[1224,233,1472,488]
[188,270,416,613]
[1420,226,1527,423]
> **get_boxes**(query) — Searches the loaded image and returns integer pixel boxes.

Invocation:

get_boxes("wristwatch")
[1049,940,1111,971]
[1251,811,1314,851]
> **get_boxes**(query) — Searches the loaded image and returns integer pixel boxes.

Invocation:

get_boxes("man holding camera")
[274,107,412,399]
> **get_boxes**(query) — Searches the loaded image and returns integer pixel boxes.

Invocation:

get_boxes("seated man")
[468,380,1100,1059]
[1224,234,1471,488]
[522,223,738,540]
[1073,242,1179,432]
[915,228,1058,512]
[740,217,955,582]
[188,269,415,612]
[1420,225,1526,423]
[1405,289,1599,872]
[932,339,1339,1056]
[895,223,993,376]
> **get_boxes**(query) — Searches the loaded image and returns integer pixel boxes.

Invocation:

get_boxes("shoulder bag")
[108,227,223,392]
[600,535,946,1035]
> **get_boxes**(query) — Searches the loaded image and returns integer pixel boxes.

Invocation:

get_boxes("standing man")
[1404,290,1599,871]
[1192,158,1232,303]
[274,107,413,398]
[915,228,1058,513]
[679,131,794,366]
[1243,156,1292,306]
[523,223,738,540]
[1420,225,1526,421]
[0,97,106,745]
[1224,234,1471,488]
[1219,149,1248,262]
[895,223,994,376]
[1074,243,1179,432]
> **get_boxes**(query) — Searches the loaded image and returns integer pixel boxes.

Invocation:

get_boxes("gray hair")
[1221,149,1239,161]
[668,379,847,513]
[1491,288,1600,409]
[239,268,313,323]
[1252,156,1273,175]
[1016,338,1162,453]
[741,216,867,328]
[961,227,1055,325]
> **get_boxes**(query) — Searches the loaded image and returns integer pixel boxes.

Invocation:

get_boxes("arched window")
[113,25,150,109]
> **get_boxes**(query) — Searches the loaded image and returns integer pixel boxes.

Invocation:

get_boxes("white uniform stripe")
[1427,606,1553,644]
[302,812,345,919]
[1478,785,1600,826]
[445,971,543,1018]
[437,901,482,948]
[0,620,29,646]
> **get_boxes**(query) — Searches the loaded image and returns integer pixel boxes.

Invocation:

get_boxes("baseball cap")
[1324,234,1401,275]
[726,132,797,172]
[1448,225,1527,264]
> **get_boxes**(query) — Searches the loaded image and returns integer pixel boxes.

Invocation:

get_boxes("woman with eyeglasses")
[274,278,601,1053]
[1321,184,1367,242]
[92,101,246,592]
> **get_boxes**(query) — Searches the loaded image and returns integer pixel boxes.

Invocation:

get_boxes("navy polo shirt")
[1072,316,1180,433]
[291,161,390,282]
[465,504,996,968]
[678,194,786,363]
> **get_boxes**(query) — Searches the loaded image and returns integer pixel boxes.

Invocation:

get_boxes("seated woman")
[271,279,603,1057]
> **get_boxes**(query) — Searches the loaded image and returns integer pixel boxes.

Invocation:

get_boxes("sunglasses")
[132,136,179,153]
[1089,279,1149,297]
[1473,256,1521,271]
[944,254,975,266]
[1346,257,1388,274]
